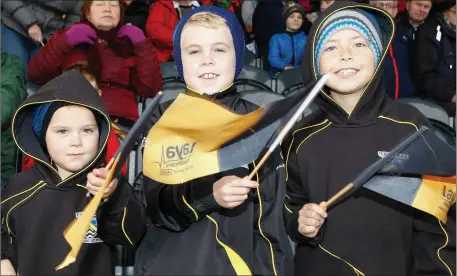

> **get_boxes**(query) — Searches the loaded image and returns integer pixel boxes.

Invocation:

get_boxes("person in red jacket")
[146,0,200,63]
[28,0,162,126]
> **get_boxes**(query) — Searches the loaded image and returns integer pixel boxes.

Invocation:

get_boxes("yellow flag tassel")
[56,156,120,270]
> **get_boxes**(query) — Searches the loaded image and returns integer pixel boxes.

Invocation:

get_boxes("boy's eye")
[189,50,200,55]
[83,128,95,134]
[56,129,68,135]
[324,45,337,52]
[354,42,367,48]
[215,48,226,53]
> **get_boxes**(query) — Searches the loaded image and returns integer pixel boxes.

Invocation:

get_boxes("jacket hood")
[12,70,111,186]
[302,2,395,125]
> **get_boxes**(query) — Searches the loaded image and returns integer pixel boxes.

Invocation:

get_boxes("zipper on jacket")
[319,245,366,276]
[206,215,252,275]
[253,160,278,276]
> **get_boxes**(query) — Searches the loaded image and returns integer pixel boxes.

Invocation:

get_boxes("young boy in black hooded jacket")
[135,6,293,276]
[1,70,146,276]
[282,2,455,276]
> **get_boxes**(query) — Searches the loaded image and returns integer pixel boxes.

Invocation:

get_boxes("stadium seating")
[275,68,304,95]
[397,97,451,126]
[236,65,274,92]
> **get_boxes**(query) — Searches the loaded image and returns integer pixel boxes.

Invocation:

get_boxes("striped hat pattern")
[315,9,383,75]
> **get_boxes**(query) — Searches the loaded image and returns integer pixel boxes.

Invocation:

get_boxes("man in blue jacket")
[383,0,432,99]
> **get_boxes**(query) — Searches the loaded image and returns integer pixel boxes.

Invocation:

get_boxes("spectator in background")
[241,0,258,32]
[124,0,151,31]
[146,0,200,63]
[412,0,456,116]
[253,0,286,71]
[1,0,82,73]
[370,0,398,17]
[28,0,162,127]
[305,0,321,23]
[320,0,335,12]
[406,0,433,30]
[384,0,432,99]
[268,2,307,77]
[1,52,27,189]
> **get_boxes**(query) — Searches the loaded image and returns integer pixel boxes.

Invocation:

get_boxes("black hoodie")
[282,2,455,276]
[1,71,146,276]
[135,86,294,275]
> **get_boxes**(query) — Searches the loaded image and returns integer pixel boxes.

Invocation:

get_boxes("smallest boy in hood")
[1,70,146,276]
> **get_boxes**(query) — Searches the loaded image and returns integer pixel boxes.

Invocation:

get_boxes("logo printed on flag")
[153,142,198,176]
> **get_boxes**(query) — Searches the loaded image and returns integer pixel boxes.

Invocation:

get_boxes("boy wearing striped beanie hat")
[282,2,454,276]
[314,7,384,110]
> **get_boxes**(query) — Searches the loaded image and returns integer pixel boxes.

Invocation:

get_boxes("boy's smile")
[319,29,375,96]
[180,24,236,94]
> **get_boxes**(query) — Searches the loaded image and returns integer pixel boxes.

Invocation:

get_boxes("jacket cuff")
[101,179,131,214]
[187,178,220,217]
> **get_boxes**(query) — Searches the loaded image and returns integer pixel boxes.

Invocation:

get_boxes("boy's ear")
[98,90,103,96]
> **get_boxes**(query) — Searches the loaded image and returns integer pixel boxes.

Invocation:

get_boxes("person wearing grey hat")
[268,1,308,76]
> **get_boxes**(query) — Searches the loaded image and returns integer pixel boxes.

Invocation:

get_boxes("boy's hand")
[284,65,294,70]
[213,176,259,209]
[86,168,118,199]
[298,202,327,238]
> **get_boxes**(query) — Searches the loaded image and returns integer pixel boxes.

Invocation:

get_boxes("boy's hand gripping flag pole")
[56,92,163,271]
[246,74,329,180]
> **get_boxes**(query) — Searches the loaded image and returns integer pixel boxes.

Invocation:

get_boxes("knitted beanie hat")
[314,8,383,75]
[283,1,306,20]
[172,6,245,79]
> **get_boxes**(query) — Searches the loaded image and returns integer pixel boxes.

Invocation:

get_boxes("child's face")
[286,12,304,32]
[180,24,236,94]
[45,106,100,179]
[318,29,375,95]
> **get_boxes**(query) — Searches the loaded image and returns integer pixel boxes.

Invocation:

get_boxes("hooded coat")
[0,71,146,276]
[135,86,294,275]
[282,2,455,276]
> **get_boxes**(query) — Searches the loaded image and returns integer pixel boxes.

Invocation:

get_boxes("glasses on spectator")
[372,2,397,10]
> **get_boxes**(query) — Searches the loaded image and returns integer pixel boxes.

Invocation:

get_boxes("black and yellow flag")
[143,77,326,184]
[354,126,455,223]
